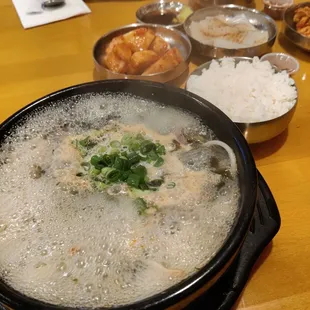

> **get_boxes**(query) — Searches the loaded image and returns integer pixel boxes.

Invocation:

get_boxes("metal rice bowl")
[186,57,298,144]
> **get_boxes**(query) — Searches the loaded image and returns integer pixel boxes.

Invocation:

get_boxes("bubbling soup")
[0,93,239,308]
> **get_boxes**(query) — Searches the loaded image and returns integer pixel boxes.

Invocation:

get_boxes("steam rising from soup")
[0,93,239,308]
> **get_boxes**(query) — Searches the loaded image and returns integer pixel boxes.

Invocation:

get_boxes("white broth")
[0,93,239,308]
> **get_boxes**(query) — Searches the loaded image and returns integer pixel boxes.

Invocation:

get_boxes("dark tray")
[185,170,281,310]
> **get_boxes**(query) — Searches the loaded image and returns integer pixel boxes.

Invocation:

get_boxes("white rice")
[187,57,297,123]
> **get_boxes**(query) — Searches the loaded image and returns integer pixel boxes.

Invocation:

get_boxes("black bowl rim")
[0,80,257,310]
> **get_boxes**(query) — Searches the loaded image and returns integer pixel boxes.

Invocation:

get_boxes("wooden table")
[1,0,310,309]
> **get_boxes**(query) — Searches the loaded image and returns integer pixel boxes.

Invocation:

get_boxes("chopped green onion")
[167,182,176,189]
[139,182,149,190]
[121,133,134,146]
[89,167,101,177]
[154,157,164,167]
[98,146,107,153]
[94,181,108,191]
[136,133,145,140]
[156,144,166,155]
[107,170,121,182]
[113,157,126,171]
[90,155,106,169]
[134,198,148,215]
[147,179,164,187]
[101,167,121,182]
[127,152,141,166]
[147,150,159,161]
[110,140,121,148]
[79,136,97,149]
[102,154,117,167]
[109,148,120,155]
[131,165,147,179]
[78,137,89,147]
[74,139,88,156]
[119,170,131,182]
[140,141,156,155]
[126,174,141,188]
[85,134,166,193]
[81,162,90,171]
[130,142,140,152]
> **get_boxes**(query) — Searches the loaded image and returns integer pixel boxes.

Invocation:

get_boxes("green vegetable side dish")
[73,132,175,209]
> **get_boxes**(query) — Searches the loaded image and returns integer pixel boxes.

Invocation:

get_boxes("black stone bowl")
[0,80,257,310]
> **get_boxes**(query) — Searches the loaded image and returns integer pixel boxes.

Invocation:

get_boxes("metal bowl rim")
[183,4,278,51]
[185,56,298,125]
[135,1,192,27]
[92,23,192,78]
